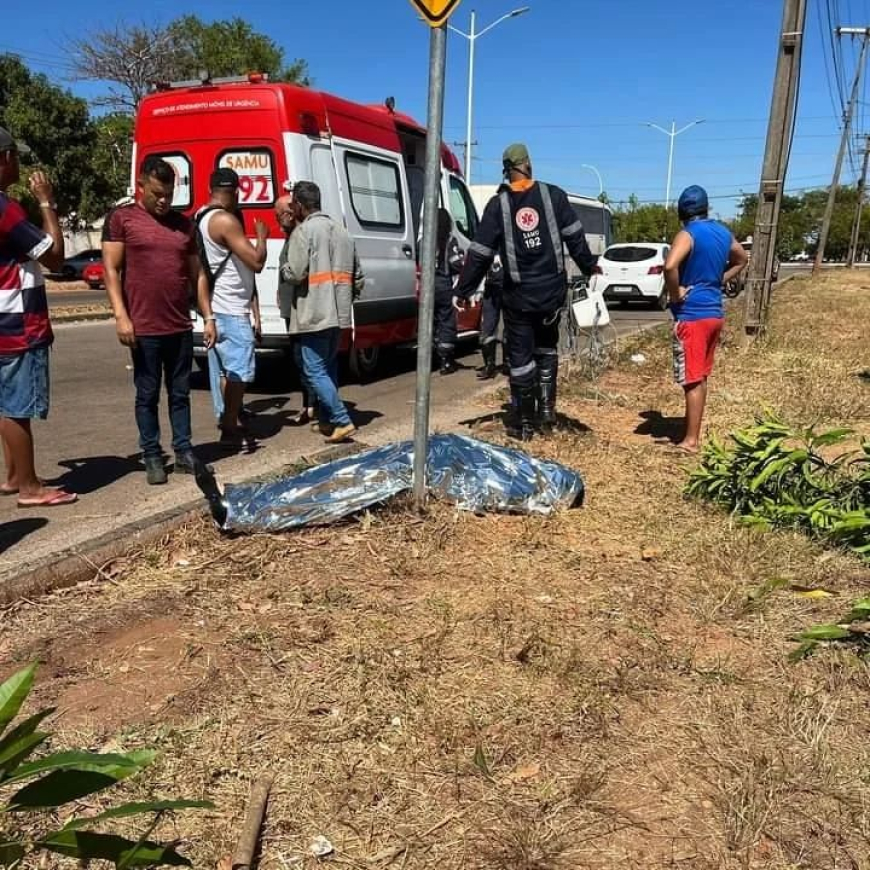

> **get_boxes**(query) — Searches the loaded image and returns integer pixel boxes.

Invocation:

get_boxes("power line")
[818,0,845,119]
[829,0,849,110]
[0,47,78,75]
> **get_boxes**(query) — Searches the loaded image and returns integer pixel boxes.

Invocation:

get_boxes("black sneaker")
[144,456,168,485]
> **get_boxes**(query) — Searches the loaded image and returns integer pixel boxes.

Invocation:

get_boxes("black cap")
[210,167,240,190]
[0,126,30,155]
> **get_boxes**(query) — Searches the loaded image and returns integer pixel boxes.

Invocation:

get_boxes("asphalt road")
[0,305,666,580]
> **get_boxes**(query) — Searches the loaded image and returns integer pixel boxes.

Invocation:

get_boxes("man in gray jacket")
[279,181,364,443]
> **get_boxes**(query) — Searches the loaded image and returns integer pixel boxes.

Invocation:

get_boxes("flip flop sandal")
[17,490,78,508]
[659,443,699,455]
[0,486,18,496]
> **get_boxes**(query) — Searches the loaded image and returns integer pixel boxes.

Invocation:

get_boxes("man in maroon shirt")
[102,156,204,485]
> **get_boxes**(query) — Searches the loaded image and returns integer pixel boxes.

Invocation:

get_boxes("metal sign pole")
[412,23,448,512]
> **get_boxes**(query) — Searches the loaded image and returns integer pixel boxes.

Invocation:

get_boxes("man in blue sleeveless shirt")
[663,186,748,452]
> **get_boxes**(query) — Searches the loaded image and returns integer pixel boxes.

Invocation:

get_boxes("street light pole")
[581,163,603,197]
[465,10,476,183]
[645,119,705,210]
[665,122,676,210]
[449,6,531,183]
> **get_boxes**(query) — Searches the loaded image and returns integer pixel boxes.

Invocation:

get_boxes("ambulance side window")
[345,153,404,230]
[447,175,478,240]
[152,153,192,210]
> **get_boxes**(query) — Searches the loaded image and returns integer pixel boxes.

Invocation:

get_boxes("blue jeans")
[293,328,351,427]
[131,332,193,458]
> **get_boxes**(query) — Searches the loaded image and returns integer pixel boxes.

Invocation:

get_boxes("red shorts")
[672,318,723,386]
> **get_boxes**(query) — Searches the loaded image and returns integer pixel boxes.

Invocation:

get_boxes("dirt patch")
[4,596,226,732]
[2,275,869,869]
[49,617,218,730]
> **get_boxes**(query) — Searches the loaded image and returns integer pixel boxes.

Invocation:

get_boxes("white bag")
[570,281,611,329]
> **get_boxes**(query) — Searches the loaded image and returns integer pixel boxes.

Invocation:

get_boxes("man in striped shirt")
[0,126,76,507]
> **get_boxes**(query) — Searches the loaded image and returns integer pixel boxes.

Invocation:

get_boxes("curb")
[1,315,670,606]
[0,442,366,608]
[0,501,206,608]
[51,311,113,324]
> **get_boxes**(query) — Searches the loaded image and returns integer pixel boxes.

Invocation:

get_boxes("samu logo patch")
[515,207,540,232]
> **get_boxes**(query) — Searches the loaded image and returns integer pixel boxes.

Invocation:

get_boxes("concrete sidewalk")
[0,312,667,599]
[0,323,506,589]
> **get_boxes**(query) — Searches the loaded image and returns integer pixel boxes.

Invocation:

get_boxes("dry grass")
[2,274,870,869]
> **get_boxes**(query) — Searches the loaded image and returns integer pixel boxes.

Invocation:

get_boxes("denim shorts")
[209,313,256,383]
[0,347,50,420]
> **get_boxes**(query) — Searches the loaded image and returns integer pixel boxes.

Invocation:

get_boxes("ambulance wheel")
[348,344,380,382]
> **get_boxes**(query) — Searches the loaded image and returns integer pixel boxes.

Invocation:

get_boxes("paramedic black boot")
[507,383,537,442]
[438,348,458,375]
[537,354,558,433]
[477,342,498,380]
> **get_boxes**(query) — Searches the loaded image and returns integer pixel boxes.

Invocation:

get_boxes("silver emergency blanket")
[206,433,584,533]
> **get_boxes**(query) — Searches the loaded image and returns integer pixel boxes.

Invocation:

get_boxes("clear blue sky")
[5,0,867,217]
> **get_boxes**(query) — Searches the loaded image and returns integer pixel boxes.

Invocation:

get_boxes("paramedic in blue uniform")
[433,208,464,375]
[453,143,598,440]
[476,256,504,380]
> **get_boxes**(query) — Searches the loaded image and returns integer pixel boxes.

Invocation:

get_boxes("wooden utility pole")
[813,28,869,275]
[847,135,870,266]
[744,0,808,336]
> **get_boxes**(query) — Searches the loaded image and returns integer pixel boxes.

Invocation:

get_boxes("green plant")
[0,664,211,867]
[790,596,870,660]
[686,413,870,561]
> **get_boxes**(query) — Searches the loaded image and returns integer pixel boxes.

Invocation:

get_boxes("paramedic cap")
[210,167,240,190]
[678,185,709,218]
[502,142,530,168]
[0,127,30,155]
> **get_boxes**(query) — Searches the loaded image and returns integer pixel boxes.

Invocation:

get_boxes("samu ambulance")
[133,73,482,378]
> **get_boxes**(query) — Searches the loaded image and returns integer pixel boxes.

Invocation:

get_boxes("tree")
[0,55,91,216]
[730,188,870,261]
[71,16,310,111]
[611,199,680,243]
[167,16,309,84]
[78,113,135,224]
[0,55,133,222]
[68,24,180,112]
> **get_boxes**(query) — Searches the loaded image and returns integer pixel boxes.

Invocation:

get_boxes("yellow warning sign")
[408,0,462,27]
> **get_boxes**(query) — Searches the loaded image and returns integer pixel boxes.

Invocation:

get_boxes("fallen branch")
[230,774,274,870]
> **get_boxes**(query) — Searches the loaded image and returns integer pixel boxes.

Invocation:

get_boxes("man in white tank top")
[196,168,268,446]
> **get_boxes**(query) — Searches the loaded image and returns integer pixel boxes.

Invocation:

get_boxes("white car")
[592,243,670,310]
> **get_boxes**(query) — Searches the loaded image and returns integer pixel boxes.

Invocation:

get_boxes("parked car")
[591,243,670,309]
[56,248,102,280]
[82,262,104,289]
[724,238,780,298]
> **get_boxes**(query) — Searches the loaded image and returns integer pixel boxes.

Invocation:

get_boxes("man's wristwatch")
[205,315,216,322]
[39,202,57,210]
